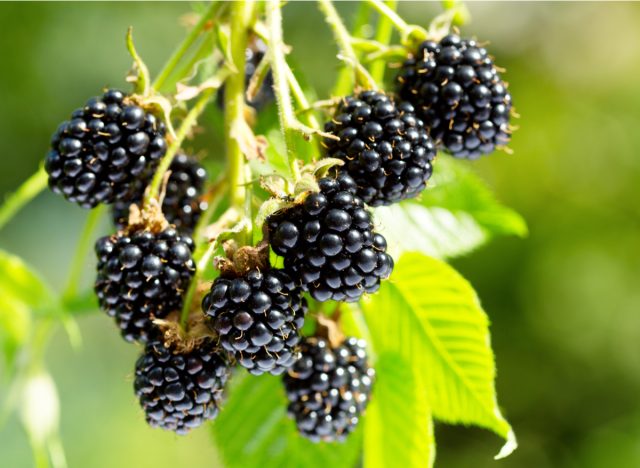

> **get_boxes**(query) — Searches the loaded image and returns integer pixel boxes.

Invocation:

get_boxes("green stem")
[366,0,408,32]
[369,0,396,83]
[333,1,372,96]
[366,0,428,45]
[152,2,222,91]
[179,240,218,329]
[266,0,301,180]
[225,0,254,248]
[0,166,48,232]
[62,205,104,302]
[318,0,378,90]
[144,86,216,207]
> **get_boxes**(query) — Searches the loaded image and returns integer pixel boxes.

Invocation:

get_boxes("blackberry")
[267,173,394,302]
[284,336,374,442]
[111,153,208,233]
[202,267,307,376]
[324,91,437,206]
[94,226,195,343]
[396,34,513,159]
[134,334,229,434]
[218,37,274,109]
[45,89,167,208]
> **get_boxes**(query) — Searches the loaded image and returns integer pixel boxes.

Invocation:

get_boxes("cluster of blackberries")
[45,89,167,208]
[44,31,510,443]
[284,337,374,442]
[396,34,512,159]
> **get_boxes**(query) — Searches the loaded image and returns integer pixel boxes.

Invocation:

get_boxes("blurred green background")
[1,2,640,467]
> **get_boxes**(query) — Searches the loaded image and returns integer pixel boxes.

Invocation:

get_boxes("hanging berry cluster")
[43,1,513,443]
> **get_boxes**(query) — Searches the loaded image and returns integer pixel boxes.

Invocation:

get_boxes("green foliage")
[363,354,435,468]
[212,373,362,468]
[376,158,526,260]
[0,250,59,373]
[360,252,516,461]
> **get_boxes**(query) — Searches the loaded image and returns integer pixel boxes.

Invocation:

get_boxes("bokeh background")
[1,2,640,467]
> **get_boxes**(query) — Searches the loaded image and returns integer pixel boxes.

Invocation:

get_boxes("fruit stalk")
[0,165,48,232]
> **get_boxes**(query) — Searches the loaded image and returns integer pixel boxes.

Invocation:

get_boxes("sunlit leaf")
[361,252,517,459]
[363,354,435,468]
[212,372,362,468]
[376,158,526,260]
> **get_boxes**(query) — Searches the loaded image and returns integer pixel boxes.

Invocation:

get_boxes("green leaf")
[0,249,58,316]
[375,158,526,260]
[364,354,435,468]
[361,252,517,459]
[0,294,31,372]
[213,372,362,468]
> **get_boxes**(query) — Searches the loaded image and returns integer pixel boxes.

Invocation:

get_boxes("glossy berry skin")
[45,89,167,208]
[324,91,436,206]
[396,34,512,159]
[134,335,229,434]
[283,336,374,442]
[202,268,307,376]
[267,173,394,302]
[94,227,195,343]
[111,153,208,233]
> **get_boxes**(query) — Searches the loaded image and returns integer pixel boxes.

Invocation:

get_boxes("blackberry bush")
[324,90,437,206]
[283,336,374,442]
[4,2,521,465]
[134,333,230,434]
[45,89,167,208]
[202,265,307,375]
[267,173,394,302]
[111,153,208,233]
[94,225,195,342]
[396,34,513,159]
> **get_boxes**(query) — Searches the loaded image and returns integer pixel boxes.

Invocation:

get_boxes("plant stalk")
[62,205,105,302]
[144,86,216,207]
[369,0,396,82]
[152,2,222,91]
[318,0,378,90]
[0,166,48,232]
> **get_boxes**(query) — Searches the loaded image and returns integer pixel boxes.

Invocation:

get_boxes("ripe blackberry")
[134,334,230,434]
[284,336,374,442]
[94,226,195,343]
[396,34,512,159]
[111,153,208,233]
[202,267,307,376]
[324,91,437,206]
[45,89,167,208]
[267,173,394,302]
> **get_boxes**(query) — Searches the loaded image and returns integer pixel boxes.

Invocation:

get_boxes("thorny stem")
[225,0,254,235]
[0,165,48,232]
[266,0,301,181]
[369,0,396,82]
[366,0,428,45]
[62,205,105,302]
[144,85,217,208]
[179,240,218,329]
[333,1,373,96]
[318,0,378,90]
[152,2,222,91]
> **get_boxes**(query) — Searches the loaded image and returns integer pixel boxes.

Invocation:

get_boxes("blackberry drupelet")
[324,90,437,206]
[94,226,195,343]
[396,34,512,159]
[283,336,374,442]
[45,89,167,208]
[111,153,208,233]
[267,173,394,302]
[202,268,307,376]
[134,334,229,434]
